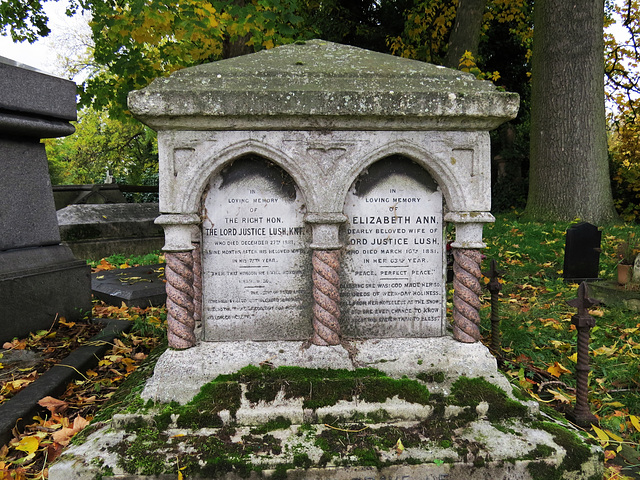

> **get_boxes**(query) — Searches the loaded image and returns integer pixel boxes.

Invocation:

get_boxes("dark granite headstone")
[91,264,167,308]
[563,222,601,282]
[0,58,91,343]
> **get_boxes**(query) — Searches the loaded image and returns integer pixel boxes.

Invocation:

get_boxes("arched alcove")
[341,156,445,338]
[200,155,313,341]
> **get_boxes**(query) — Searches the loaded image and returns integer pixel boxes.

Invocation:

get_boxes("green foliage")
[0,0,52,41]
[45,107,158,185]
[609,105,640,223]
[86,251,165,268]
[82,0,310,118]
[303,0,410,53]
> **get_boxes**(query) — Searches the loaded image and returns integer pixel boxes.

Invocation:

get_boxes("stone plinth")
[57,203,164,259]
[0,58,90,342]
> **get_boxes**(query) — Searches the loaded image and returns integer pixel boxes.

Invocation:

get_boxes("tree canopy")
[3,0,640,222]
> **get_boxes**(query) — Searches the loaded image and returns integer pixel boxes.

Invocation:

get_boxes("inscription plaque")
[342,157,445,338]
[202,157,312,341]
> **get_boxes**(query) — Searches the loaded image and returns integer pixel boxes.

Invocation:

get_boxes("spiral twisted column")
[192,243,202,328]
[452,248,483,343]
[311,250,341,346]
[165,251,196,349]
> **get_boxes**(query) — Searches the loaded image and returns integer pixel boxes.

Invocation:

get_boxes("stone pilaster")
[156,214,200,349]
[305,213,347,346]
[445,212,494,343]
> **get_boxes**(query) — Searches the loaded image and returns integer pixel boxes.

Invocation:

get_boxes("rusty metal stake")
[483,259,503,355]
[566,281,599,427]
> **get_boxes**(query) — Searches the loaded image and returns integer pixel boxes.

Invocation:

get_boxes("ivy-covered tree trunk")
[443,0,487,69]
[526,0,617,224]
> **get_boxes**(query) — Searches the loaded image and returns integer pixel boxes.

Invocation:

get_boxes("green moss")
[439,440,452,448]
[522,444,556,460]
[250,416,293,434]
[493,424,518,436]
[365,409,391,423]
[117,428,169,475]
[293,453,312,469]
[416,371,446,383]
[213,365,430,410]
[353,447,381,467]
[527,460,563,480]
[272,464,293,480]
[318,451,332,467]
[533,421,595,473]
[92,465,114,480]
[122,416,150,433]
[450,377,528,421]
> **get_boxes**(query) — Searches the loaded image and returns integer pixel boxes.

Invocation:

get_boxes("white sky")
[0,0,81,77]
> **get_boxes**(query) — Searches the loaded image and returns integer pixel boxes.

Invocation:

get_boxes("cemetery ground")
[1,215,640,479]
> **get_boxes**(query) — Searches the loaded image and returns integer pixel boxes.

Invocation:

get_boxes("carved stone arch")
[180,139,312,215]
[340,140,465,213]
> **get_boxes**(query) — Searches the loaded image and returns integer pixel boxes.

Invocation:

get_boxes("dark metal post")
[483,259,503,355]
[566,282,599,427]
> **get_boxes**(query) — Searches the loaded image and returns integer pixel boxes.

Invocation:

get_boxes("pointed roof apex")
[129,39,518,131]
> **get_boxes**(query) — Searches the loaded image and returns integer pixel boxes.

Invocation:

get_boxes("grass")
[479,212,640,476]
[87,251,165,269]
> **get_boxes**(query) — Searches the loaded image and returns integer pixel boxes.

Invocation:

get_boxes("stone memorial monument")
[51,41,601,479]
[0,58,90,342]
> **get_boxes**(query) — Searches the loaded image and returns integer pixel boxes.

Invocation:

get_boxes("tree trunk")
[526,0,617,224]
[443,0,487,69]
[222,0,252,59]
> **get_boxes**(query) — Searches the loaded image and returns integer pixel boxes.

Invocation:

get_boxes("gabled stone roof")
[129,39,518,130]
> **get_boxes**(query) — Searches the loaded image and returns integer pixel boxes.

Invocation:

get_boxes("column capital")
[305,212,347,250]
[155,214,200,252]
[445,211,494,249]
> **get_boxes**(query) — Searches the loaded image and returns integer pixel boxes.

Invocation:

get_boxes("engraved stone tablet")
[342,157,445,338]
[202,157,312,340]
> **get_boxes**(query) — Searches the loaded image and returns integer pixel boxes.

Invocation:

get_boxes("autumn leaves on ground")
[0,254,167,480]
[2,214,640,479]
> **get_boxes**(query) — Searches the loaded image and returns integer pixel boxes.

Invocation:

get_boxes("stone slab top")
[129,40,519,131]
[0,60,77,122]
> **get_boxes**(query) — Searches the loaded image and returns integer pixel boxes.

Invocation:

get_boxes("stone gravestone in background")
[562,221,602,282]
[0,57,90,343]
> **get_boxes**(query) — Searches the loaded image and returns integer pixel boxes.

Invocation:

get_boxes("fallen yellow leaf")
[547,389,573,404]
[592,344,618,357]
[630,415,640,432]
[394,438,405,455]
[547,362,571,378]
[14,436,40,455]
[592,425,610,445]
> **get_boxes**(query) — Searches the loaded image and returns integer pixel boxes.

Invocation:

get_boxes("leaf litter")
[1,256,166,480]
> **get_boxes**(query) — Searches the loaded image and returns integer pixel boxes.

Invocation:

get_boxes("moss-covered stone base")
[50,365,602,480]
